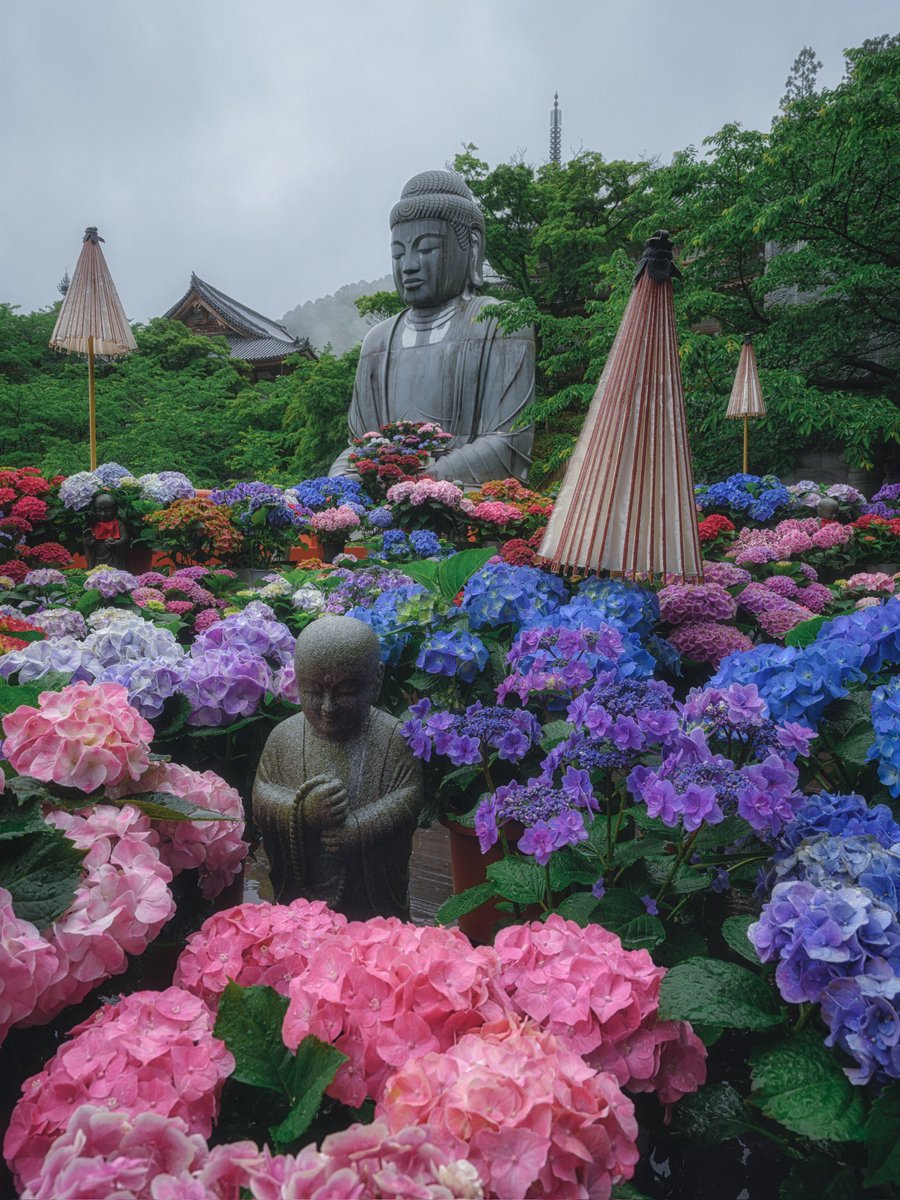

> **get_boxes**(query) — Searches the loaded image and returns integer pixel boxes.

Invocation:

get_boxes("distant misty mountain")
[282,276,394,356]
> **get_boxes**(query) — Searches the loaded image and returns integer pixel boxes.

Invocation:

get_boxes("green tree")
[280,347,359,480]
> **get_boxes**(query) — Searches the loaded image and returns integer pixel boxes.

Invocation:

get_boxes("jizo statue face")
[391,218,473,309]
[94,494,116,520]
[296,662,382,742]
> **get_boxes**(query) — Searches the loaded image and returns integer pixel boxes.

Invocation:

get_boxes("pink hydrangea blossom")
[311,505,361,533]
[379,1015,639,1200]
[493,916,706,1104]
[699,561,751,588]
[22,805,175,1025]
[844,572,896,595]
[738,583,815,637]
[659,582,737,625]
[175,899,348,1008]
[244,1123,484,1200]
[193,607,223,633]
[2,681,153,792]
[761,575,800,600]
[5,988,234,1193]
[0,887,59,1046]
[108,761,247,899]
[811,522,851,549]
[282,918,510,1107]
[668,621,753,666]
[797,581,832,613]
[470,501,523,526]
[19,1104,212,1200]
[386,479,469,509]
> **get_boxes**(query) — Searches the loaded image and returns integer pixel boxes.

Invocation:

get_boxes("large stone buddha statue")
[329,170,535,485]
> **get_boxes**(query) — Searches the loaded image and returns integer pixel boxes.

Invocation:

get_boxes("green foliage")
[486,856,546,905]
[659,957,786,1030]
[435,881,497,926]
[0,821,85,930]
[281,347,359,481]
[749,1029,867,1143]
[864,1084,900,1189]
[354,291,406,324]
[721,915,760,965]
[214,982,346,1149]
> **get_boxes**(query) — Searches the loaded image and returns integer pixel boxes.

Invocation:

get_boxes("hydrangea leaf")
[435,881,497,926]
[617,914,666,951]
[672,1082,751,1145]
[659,957,786,1030]
[653,926,709,967]
[0,826,85,929]
[591,887,645,929]
[863,1083,900,1188]
[112,791,233,823]
[399,560,441,590]
[434,548,495,602]
[553,893,601,926]
[540,719,574,750]
[268,1034,348,1147]
[784,616,829,648]
[722,915,761,965]
[548,847,597,892]
[75,587,103,614]
[0,793,45,840]
[749,1029,866,1143]
[0,673,68,716]
[487,856,546,905]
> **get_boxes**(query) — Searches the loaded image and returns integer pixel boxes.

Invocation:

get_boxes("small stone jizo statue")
[252,616,422,919]
[83,492,129,569]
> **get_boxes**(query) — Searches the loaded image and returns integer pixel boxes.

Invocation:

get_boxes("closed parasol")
[49,227,136,469]
[539,230,702,581]
[725,334,766,473]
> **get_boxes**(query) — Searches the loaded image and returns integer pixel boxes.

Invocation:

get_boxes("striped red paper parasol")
[725,334,766,473]
[50,227,136,470]
[539,231,702,581]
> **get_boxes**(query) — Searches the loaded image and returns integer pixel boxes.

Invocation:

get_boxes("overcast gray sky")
[2,1,895,326]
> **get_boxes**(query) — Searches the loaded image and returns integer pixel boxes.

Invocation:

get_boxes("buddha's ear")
[468,228,485,289]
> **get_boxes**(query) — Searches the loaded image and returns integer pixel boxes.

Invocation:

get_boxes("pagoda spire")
[549,92,562,164]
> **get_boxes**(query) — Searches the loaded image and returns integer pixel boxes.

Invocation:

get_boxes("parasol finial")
[83,227,104,244]
[633,229,682,284]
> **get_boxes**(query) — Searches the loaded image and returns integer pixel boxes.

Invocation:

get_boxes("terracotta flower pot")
[440,817,539,944]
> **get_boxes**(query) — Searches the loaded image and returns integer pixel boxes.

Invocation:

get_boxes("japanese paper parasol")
[49,227,136,470]
[539,230,702,581]
[725,334,766,473]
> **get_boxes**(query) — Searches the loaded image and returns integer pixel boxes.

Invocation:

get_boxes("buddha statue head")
[389,170,486,309]
[293,615,384,742]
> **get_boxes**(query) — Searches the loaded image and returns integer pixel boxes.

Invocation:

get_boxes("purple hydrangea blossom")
[0,635,92,683]
[23,568,67,588]
[94,462,132,487]
[476,776,586,859]
[29,608,87,640]
[736,754,803,835]
[81,620,186,672]
[95,656,188,719]
[401,699,542,768]
[193,611,295,668]
[85,569,139,599]
[821,966,900,1084]
[181,647,274,726]
[748,879,900,1004]
[58,471,101,510]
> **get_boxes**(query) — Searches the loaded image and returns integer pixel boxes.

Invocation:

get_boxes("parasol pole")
[88,335,97,470]
[742,414,749,474]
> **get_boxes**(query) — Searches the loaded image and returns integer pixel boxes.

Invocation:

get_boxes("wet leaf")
[722,915,761,964]
[864,1083,900,1188]
[435,882,497,926]
[750,1029,866,1143]
[659,957,786,1030]
[672,1082,751,1145]
[0,826,85,929]
[487,857,546,905]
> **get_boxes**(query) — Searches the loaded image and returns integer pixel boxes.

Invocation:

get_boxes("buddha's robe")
[252,709,421,920]
[330,294,535,485]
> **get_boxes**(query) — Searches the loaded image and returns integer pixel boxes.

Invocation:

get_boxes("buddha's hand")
[298,775,349,829]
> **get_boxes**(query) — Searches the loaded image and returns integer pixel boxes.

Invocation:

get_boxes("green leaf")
[672,1082,751,1146]
[268,1034,348,1146]
[397,559,441,590]
[659,957,786,1031]
[622,805,674,835]
[721,915,761,965]
[434,548,495,602]
[540,719,574,750]
[215,982,293,1093]
[548,847,597,892]
[750,1029,866,1143]
[864,1083,900,1189]
[591,887,645,930]
[617,914,666,951]
[611,1185,653,1200]
[0,674,70,716]
[784,616,828,647]
[553,892,600,926]
[153,693,192,741]
[0,794,45,840]
[611,834,673,869]
[779,1161,859,1200]
[75,587,103,614]
[487,856,546,906]
[692,815,750,850]
[113,790,233,823]
[653,926,709,967]
[0,826,85,929]
[435,881,497,926]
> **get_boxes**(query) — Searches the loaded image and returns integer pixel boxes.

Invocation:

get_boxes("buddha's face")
[94,494,116,520]
[296,659,382,742]
[391,218,471,309]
